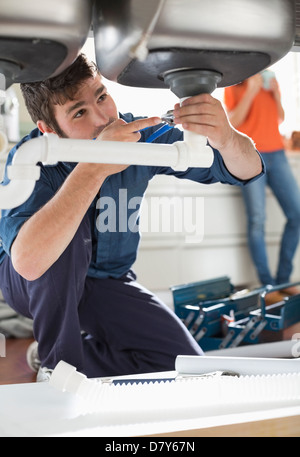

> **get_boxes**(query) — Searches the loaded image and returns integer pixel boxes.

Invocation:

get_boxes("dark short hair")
[20,54,99,135]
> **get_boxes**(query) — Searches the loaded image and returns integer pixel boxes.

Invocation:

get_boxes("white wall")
[133,154,300,305]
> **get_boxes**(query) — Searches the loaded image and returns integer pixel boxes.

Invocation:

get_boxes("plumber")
[0,54,263,381]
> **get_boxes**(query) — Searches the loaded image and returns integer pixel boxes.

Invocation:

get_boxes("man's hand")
[96,117,161,142]
[89,116,162,179]
[173,94,233,151]
[173,93,262,181]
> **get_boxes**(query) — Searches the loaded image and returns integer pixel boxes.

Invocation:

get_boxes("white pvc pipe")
[0,179,37,210]
[44,133,183,168]
[0,131,214,209]
[183,130,214,168]
[180,97,214,168]
[206,340,300,359]
[175,354,300,377]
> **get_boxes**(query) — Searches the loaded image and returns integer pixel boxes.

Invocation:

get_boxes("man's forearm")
[11,163,108,281]
[219,129,262,181]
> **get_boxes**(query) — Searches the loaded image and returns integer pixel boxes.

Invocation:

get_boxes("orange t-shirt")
[224,83,284,153]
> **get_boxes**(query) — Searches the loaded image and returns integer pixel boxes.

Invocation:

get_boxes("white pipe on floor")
[206,340,300,359]
[0,130,214,209]
[176,354,300,377]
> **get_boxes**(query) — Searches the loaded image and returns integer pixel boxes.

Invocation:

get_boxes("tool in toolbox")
[171,276,300,351]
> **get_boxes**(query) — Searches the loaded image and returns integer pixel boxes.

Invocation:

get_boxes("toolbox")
[171,277,300,351]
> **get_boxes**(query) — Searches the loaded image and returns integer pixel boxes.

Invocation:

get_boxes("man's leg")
[0,216,202,378]
[0,214,92,373]
[78,271,203,378]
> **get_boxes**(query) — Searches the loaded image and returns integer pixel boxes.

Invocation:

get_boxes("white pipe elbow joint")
[0,135,47,209]
[6,135,48,181]
[7,164,41,181]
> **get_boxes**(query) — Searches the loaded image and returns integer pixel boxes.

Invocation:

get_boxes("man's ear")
[37,120,55,134]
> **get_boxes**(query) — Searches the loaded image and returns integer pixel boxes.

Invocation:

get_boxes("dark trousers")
[0,215,202,377]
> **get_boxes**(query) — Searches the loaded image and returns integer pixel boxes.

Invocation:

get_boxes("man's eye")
[98,94,107,102]
[74,109,85,119]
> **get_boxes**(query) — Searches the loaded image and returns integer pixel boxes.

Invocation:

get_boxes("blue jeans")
[242,150,300,286]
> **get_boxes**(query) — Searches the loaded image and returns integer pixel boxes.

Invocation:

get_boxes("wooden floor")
[0,338,37,385]
[0,323,299,387]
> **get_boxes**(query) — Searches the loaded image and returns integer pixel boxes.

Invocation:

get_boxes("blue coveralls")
[0,113,263,377]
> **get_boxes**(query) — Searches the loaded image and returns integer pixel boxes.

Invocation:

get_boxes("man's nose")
[93,106,108,124]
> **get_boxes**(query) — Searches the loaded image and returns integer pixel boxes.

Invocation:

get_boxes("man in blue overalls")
[0,54,263,381]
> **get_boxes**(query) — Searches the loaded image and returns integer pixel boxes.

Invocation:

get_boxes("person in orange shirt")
[224,71,300,303]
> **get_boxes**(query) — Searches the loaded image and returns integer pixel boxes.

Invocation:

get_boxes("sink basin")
[93,0,295,89]
[0,0,93,88]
